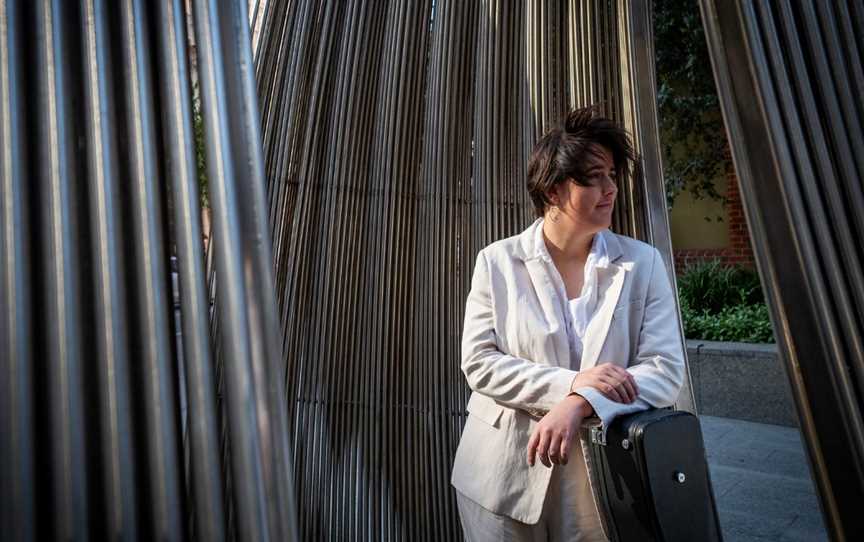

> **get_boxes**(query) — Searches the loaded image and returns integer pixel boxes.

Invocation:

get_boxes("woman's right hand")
[571,362,639,403]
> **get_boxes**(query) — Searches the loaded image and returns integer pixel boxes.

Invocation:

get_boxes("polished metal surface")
[34,0,90,538]
[0,2,34,540]
[192,0,298,538]
[699,0,864,538]
[154,1,226,539]
[253,0,689,538]
[2,0,694,539]
[0,1,296,540]
[118,0,184,536]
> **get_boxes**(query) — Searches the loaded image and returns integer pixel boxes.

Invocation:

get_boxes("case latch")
[590,425,607,446]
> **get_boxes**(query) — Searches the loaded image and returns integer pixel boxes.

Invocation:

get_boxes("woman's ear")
[546,183,566,208]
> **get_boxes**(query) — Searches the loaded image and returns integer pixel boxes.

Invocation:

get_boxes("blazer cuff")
[572,386,646,429]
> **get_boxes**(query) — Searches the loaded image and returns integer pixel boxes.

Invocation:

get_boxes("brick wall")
[724,174,755,267]
[673,163,755,273]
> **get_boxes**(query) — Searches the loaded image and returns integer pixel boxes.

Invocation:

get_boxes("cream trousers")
[456,441,608,542]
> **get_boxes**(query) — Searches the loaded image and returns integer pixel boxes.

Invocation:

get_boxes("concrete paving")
[700,415,828,542]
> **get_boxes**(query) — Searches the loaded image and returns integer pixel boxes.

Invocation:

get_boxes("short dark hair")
[526,106,637,217]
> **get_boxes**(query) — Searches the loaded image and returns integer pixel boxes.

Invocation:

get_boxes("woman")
[451,107,686,541]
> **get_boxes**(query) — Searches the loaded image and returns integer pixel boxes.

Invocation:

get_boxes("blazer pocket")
[466,394,505,429]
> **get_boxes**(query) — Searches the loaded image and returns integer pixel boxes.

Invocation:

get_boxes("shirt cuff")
[572,386,645,429]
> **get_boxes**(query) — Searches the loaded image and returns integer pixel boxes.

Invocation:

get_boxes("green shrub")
[681,299,774,343]
[677,260,774,343]
[677,259,763,313]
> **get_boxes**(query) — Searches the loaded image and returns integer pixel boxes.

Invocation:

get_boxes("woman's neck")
[542,218,596,264]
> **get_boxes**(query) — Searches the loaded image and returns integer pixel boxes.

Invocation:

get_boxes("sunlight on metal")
[0,1,296,540]
[250,0,691,539]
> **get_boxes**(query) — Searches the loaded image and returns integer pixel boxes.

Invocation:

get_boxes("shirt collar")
[534,218,610,268]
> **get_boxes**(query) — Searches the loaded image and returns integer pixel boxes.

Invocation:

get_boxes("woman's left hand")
[527,395,592,468]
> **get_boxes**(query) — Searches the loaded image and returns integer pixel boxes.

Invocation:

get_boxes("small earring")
[549,206,561,223]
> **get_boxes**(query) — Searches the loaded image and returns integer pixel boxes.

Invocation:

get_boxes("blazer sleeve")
[573,247,686,428]
[461,250,579,414]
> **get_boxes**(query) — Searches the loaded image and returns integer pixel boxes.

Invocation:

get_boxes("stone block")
[687,340,798,427]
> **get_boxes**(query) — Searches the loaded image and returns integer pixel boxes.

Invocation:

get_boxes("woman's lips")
[596,202,614,209]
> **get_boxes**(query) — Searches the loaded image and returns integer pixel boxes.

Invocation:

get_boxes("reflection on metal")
[253,0,690,538]
[699,0,864,538]
[0,1,297,540]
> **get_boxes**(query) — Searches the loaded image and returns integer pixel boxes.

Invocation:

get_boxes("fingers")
[548,434,562,465]
[559,433,571,465]
[529,423,579,467]
[620,376,638,403]
[537,430,552,468]
[527,429,539,467]
[596,364,639,403]
[596,379,625,403]
[527,427,553,468]
[599,374,633,403]
[610,365,639,396]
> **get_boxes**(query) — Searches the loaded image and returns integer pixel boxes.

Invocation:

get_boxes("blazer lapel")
[579,262,629,370]
[524,258,571,367]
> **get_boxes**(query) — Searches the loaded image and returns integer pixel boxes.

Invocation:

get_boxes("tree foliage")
[654,0,731,208]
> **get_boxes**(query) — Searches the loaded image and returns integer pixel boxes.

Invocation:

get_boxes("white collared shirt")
[534,220,609,367]
[535,220,626,427]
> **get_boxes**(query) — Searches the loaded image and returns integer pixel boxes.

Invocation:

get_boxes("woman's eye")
[591,173,617,185]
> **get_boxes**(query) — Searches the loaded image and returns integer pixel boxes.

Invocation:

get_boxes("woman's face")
[549,144,618,232]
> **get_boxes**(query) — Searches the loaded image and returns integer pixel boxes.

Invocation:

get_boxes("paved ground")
[700,415,828,542]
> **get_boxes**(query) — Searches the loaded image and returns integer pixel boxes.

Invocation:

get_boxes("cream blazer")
[451,219,686,525]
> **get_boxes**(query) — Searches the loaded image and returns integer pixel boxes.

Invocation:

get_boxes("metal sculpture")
[252,0,690,538]
[0,1,296,540]
[1,0,705,540]
[700,1,864,538]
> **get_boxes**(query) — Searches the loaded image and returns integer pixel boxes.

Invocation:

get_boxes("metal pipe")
[154,0,226,539]
[192,0,271,537]
[33,0,90,538]
[223,0,298,538]
[117,0,185,536]
[0,2,35,539]
[80,0,140,536]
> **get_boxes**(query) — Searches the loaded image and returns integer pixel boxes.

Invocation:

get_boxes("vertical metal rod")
[192,0,271,536]
[222,0,298,538]
[117,0,185,537]
[154,0,227,538]
[0,2,35,539]
[80,0,139,536]
[34,1,89,537]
